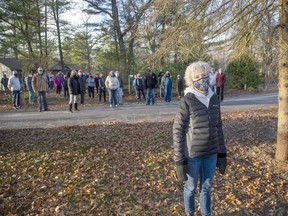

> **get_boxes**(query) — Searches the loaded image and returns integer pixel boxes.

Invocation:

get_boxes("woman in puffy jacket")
[173,61,227,216]
[68,70,81,112]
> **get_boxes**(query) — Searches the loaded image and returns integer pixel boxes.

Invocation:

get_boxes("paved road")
[0,92,278,130]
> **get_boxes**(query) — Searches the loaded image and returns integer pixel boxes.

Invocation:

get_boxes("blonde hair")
[71,70,77,77]
[184,61,211,87]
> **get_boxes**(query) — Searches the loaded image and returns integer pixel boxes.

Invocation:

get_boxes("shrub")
[226,55,262,90]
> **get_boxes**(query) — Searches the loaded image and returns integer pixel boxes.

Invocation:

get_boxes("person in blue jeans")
[32,67,50,112]
[25,72,34,106]
[173,61,227,216]
[144,67,157,105]
[105,71,119,108]
[8,70,21,109]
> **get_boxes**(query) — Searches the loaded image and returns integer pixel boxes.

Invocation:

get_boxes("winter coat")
[216,72,226,87]
[8,76,21,91]
[68,76,81,95]
[86,77,96,87]
[95,77,100,87]
[164,76,172,90]
[177,78,183,92]
[132,79,137,88]
[173,91,226,164]
[62,78,68,89]
[1,77,8,88]
[78,76,86,93]
[136,77,144,90]
[54,76,63,87]
[105,76,119,90]
[32,73,49,92]
[145,72,157,89]
[99,77,106,89]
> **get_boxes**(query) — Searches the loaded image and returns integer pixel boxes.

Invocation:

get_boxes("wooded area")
[0,0,287,161]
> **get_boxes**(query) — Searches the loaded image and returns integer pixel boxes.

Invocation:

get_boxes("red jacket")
[216,72,226,87]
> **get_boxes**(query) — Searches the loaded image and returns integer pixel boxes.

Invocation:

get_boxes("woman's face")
[193,68,207,82]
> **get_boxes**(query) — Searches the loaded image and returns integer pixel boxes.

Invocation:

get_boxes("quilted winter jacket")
[68,76,81,95]
[173,92,226,164]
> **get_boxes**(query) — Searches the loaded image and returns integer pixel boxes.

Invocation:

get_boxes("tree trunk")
[111,0,126,65]
[45,0,48,67]
[53,0,65,73]
[275,0,288,161]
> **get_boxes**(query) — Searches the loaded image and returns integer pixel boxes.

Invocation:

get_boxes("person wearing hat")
[7,70,21,109]
[173,61,227,216]
[32,67,50,112]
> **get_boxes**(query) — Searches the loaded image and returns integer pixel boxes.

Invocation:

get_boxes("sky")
[62,0,86,26]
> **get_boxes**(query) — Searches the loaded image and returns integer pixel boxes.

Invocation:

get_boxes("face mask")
[193,76,210,94]
[39,70,43,75]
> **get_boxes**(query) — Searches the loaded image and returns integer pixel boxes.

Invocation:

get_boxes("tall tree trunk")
[52,0,65,73]
[36,0,43,70]
[275,0,288,161]
[111,0,126,66]
[44,0,48,70]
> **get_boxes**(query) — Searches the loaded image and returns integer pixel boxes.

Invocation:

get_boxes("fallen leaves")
[0,106,287,215]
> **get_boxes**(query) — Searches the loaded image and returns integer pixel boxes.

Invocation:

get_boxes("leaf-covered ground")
[0,106,287,215]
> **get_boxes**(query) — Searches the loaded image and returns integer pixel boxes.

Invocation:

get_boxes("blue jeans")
[164,87,172,102]
[37,91,48,111]
[28,89,34,104]
[146,87,155,105]
[184,154,217,216]
[109,89,117,105]
[12,90,20,107]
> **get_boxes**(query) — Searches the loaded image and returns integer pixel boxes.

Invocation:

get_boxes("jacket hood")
[184,87,214,108]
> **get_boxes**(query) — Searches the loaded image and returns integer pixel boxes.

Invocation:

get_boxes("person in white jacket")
[105,71,119,107]
[8,70,21,109]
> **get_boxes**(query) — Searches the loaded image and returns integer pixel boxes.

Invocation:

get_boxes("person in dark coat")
[176,74,184,98]
[216,68,226,102]
[62,75,69,99]
[163,71,172,102]
[99,74,106,102]
[1,73,9,96]
[68,70,81,112]
[144,67,158,105]
[173,61,227,216]
[77,70,86,104]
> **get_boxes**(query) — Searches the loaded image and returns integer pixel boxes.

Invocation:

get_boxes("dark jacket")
[177,78,183,92]
[95,76,100,87]
[68,76,81,95]
[145,72,157,89]
[62,78,68,89]
[173,92,226,164]
[78,76,85,93]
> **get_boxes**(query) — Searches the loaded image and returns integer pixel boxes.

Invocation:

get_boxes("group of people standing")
[132,67,158,105]
[131,66,227,105]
